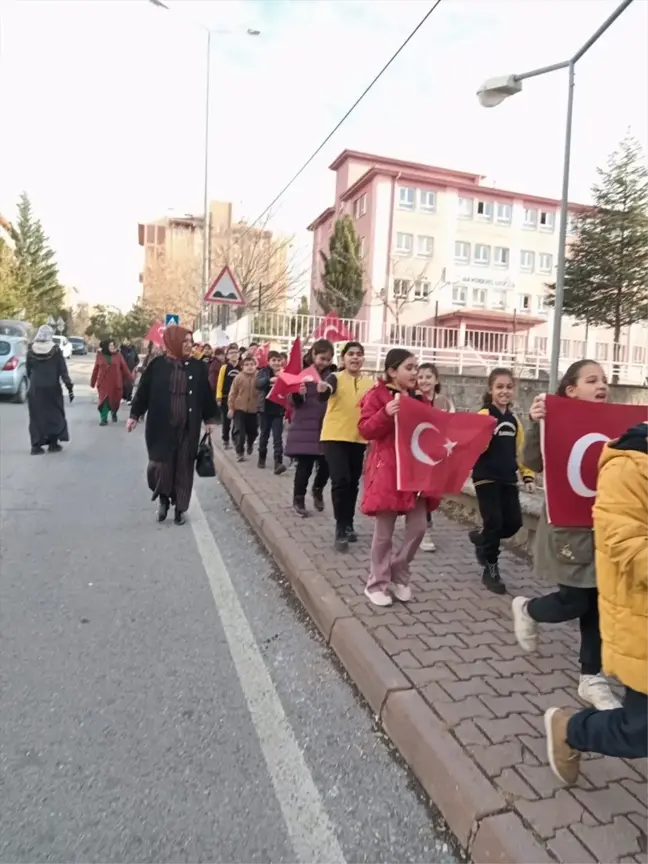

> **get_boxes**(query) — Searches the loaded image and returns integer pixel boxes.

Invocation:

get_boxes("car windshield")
[70,338,83,344]
[0,340,10,356]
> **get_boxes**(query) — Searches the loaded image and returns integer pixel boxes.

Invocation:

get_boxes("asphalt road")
[0,356,460,864]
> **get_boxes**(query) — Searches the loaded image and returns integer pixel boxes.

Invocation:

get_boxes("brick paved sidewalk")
[212,444,647,864]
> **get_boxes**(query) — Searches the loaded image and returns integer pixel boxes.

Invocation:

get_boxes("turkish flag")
[542,395,647,527]
[145,323,165,347]
[268,365,321,407]
[396,396,495,496]
[311,312,354,343]
[252,342,270,368]
[284,337,302,375]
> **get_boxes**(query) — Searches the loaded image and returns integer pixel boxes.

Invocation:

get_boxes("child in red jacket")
[359,348,439,607]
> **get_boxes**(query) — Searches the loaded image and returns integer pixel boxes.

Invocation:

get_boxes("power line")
[244,0,444,234]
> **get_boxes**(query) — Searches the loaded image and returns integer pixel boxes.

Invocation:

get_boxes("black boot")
[157,495,170,523]
[312,487,324,512]
[293,496,308,518]
[346,524,358,543]
[258,454,266,469]
[31,445,45,455]
[174,508,186,526]
[111,411,118,423]
[469,529,487,566]
[48,440,62,453]
[334,524,349,552]
[482,562,506,595]
[274,461,286,475]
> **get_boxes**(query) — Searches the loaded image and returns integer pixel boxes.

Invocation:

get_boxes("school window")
[452,286,467,306]
[520,250,535,272]
[398,186,415,210]
[419,190,436,212]
[414,280,431,299]
[417,235,434,258]
[476,200,493,220]
[494,246,509,267]
[633,345,647,364]
[536,294,549,314]
[560,339,571,356]
[474,243,490,265]
[395,232,413,255]
[523,208,538,228]
[491,290,506,309]
[458,196,473,218]
[393,278,410,299]
[472,287,487,307]
[517,294,532,313]
[539,210,555,231]
[454,241,470,263]
[534,336,548,354]
[595,342,609,361]
[495,203,512,224]
[353,194,367,218]
[146,224,156,244]
[538,252,553,273]
[156,226,166,245]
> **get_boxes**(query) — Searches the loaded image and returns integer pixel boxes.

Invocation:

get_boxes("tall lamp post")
[147,0,260,338]
[476,0,634,391]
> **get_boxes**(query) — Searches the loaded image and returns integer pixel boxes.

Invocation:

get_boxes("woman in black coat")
[26,325,74,454]
[128,325,217,525]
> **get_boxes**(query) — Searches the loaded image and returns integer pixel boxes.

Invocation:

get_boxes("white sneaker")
[512,596,538,652]
[420,530,436,552]
[364,587,393,607]
[578,674,622,710]
[391,583,412,603]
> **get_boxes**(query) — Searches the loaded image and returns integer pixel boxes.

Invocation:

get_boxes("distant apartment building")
[138,201,290,326]
[308,150,648,371]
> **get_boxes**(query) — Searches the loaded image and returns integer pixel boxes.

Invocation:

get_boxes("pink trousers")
[367,499,428,592]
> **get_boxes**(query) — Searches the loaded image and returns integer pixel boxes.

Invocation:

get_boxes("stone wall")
[440,374,648,415]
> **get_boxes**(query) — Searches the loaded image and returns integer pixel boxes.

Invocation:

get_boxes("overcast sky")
[1,0,646,310]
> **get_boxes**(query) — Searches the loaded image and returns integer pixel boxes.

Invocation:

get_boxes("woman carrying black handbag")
[196,433,216,478]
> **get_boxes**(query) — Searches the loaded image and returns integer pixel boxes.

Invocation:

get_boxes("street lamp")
[147,0,260,338]
[476,0,635,391]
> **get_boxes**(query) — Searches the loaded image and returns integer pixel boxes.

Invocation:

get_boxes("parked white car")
[52,335,73,360]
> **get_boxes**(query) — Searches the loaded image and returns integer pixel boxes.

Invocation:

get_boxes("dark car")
[69,337,88,355]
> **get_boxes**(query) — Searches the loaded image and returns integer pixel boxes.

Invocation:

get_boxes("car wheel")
[14,377,28,404]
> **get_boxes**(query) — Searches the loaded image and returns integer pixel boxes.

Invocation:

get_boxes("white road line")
[190,497,346,864]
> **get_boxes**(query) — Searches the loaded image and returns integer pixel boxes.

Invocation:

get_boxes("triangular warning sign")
[203,265,246,306]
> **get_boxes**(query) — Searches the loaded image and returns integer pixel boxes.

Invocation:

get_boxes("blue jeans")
[567,686,647,759]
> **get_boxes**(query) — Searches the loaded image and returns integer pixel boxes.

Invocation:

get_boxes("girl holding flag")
[358,348,440,607]
[512,359,620,711]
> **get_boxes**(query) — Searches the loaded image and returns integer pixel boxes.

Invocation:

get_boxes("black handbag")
[196,433,216,478]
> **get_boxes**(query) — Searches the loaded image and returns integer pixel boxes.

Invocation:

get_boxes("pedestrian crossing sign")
[165,313,180,327]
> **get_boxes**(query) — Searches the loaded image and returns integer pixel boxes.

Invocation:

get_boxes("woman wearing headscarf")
[26,325,74,455]
[90,339,133,426]
[128,325,218,525]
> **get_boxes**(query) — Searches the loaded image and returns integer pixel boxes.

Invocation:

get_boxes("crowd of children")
[209,341,646,780]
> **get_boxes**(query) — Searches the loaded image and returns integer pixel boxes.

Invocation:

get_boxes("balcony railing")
[217,311,648,386]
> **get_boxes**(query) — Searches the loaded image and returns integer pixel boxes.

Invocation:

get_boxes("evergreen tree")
[0,239,23,319]
[122,300,155,340]
[316,215,364,319]
[11,192,64,324]
[547,134,648,351]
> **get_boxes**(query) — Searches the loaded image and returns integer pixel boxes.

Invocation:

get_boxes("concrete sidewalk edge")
[211,447,553,863]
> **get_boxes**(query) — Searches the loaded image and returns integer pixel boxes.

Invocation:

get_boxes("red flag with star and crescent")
[541,395,646,527]
[395,397,496,496]
[310,312,354,343]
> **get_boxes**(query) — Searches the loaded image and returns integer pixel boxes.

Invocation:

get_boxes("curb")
[212,446,552,863]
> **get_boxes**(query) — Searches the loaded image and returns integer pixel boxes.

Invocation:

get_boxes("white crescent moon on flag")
[322,325,339,341]
[566,432,610,497]
[411,422,442,467]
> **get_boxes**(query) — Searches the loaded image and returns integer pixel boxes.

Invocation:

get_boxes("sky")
[1,0,646,311]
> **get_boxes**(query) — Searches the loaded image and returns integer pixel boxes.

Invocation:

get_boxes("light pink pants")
[367,498,428,592]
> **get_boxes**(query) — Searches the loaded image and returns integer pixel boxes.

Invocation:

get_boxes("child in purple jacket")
[285,339,334,517]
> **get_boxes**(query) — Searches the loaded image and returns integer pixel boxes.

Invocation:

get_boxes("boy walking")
[216,345,241,448]
[256,350,286,475]
[544,421,647,783]
[227,355,259,462]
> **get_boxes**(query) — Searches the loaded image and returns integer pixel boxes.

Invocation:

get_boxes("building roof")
[329,149,483,184]
[307,207,335,232]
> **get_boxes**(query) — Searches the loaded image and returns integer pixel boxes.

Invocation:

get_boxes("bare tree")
[372,256,435,341]
[210,213,309,319]
[142,255,203,327]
